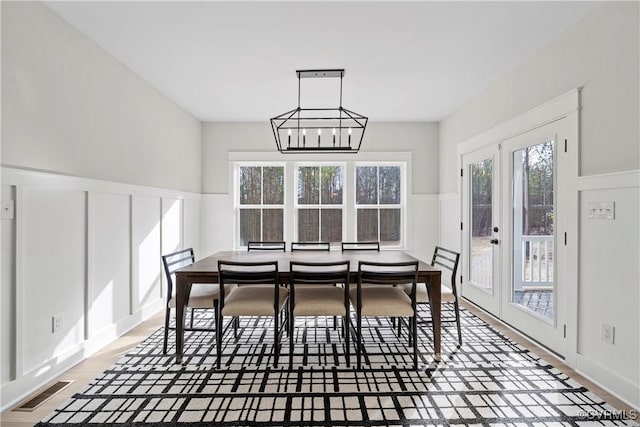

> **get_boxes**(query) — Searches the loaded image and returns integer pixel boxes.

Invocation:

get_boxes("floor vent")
[13,380,73,412]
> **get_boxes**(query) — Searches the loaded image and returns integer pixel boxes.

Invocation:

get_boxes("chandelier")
[270,69,368,153]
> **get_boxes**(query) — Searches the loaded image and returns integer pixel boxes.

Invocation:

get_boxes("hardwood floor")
[1,303,636,426]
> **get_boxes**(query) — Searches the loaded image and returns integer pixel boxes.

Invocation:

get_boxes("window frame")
[234,162,286,249]
[353,162,406,248]
[294,161,347,247]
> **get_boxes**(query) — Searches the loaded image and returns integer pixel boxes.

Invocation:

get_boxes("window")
[238,165,284,246]
[355,165,402,246]
[296,165,344,243]
[234,159,406,249]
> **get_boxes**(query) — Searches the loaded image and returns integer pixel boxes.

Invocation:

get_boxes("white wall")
[1,1,202,193]
[438,2,639,407]
[439,1,639,194]
[0,1,203,410]
[0,169,201,410]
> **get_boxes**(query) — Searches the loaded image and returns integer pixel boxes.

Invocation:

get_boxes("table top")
[175,250,440,279]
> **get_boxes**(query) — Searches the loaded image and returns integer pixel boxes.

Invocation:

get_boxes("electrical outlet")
[52,313,64,333]
[601,323,615,344]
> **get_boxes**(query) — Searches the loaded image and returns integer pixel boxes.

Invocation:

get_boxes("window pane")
[239,167,261,205]
[321,209,342,243]
[298,209,319,241]
[263,167,284,205]
[239,209,260,246]
[356,166,378,204]
[321,166,343,205]
[357,209,378,241]
[379,166,401,204]
[297,167,319,204]
[262,209,283,241]
[380,209,401,244]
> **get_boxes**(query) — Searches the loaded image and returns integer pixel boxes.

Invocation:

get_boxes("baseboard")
[576,354,640,410]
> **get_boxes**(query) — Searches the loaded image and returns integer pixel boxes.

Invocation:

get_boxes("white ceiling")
[44,1,599,122]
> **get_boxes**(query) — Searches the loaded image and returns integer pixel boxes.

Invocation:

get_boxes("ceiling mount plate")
[296,69,344,79]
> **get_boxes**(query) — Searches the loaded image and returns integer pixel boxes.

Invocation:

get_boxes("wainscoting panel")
[0,167,200,411]
[88,193,131,337]
[131,195,162,313]
[21,186,87,376]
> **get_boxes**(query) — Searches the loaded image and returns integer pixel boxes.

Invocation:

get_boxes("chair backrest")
[341,241,380,252]
[218,260,280,310]
[357,261,419,287]
[247,241,286,251]
[431,246,460,296]
[161,248,195,302]
[291,242,331,252]
[289,261,350,287]
[218,260,279,286]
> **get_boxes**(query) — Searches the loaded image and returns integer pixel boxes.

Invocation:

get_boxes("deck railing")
[516,235,553,289]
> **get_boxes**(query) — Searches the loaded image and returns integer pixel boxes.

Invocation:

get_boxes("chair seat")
[349,287,413,317]
[293,287,346,316]
[398,283,456,303]
[222,286,289,316]
[168,284,236,308]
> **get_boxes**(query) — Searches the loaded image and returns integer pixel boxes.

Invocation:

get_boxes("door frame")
[457,89,579,366]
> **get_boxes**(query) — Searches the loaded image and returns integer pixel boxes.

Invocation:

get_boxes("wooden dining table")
[173,250,442,364]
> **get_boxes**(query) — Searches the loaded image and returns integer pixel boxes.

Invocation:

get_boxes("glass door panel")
[511,140,555,319]
[470,159,494,291]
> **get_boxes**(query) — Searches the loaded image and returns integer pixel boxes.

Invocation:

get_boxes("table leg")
[431,275,441,361]
[175,276,189,364]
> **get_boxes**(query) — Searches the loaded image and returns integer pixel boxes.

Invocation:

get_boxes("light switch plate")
[587,201,614,220]
[1,200,15,220]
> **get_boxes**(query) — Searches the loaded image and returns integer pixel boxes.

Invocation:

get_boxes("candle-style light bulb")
[332,128,336,146]
[317,129,322,146]
[287,129,291,147]
[303,128,306,147]
[348,127,352,147]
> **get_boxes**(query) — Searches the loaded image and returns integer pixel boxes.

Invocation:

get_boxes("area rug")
[37,307,637,426]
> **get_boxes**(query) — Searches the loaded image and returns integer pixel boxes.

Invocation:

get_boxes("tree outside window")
[296,165,344,243]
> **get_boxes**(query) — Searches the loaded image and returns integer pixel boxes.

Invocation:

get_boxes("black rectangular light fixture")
[270,69,368,153]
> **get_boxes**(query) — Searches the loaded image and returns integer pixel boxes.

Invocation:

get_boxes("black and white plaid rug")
[38,307,637,426]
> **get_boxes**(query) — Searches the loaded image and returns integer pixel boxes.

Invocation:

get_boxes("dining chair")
[216,260,287,368]
[290,241,330,251]
[341,241,380,252]
[247,241,286,251]
[351,261,419,370]
[288,261,351,368]
[399,246,462,345]
[161,248,236,354]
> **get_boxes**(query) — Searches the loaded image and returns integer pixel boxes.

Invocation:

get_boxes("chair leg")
[216,313,223,369]
[163,307,170,354]
[412,314,418,370]
[344,315,350,367]
[289,314,295,369]
[233,317,238,340]
[274,313,280,368]
[190,308,195,328]
[454,300,462,346]
[213,300,219,352]
[356,313,362,369]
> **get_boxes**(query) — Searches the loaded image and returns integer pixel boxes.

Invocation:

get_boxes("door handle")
[490,239,499,245]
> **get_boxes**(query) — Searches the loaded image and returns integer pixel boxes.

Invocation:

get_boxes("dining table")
[173,249,442,365]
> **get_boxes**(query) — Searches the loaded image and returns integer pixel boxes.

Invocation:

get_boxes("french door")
[462,119,567,356]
